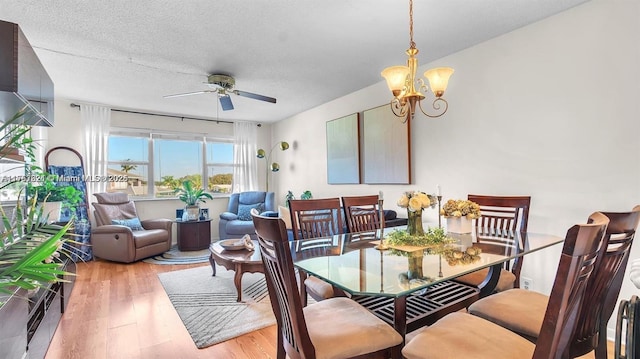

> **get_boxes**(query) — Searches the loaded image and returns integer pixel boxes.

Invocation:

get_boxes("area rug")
[158,265,275,348]
[143,244,210,265]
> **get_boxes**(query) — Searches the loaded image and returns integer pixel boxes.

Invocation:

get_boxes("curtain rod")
[69,103,262,127]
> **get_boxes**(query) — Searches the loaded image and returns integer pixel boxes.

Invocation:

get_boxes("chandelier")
[381,0,454,123]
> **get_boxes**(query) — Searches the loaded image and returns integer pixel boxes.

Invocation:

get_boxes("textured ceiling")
[1,0,589,123]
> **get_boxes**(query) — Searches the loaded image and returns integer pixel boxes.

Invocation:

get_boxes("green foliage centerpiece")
[386,226,454,249]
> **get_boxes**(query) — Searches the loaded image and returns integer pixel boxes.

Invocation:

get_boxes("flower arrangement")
[440,199,481,219]
[442,246,482,266]
[397,191,438,212]
[396,191,438,236]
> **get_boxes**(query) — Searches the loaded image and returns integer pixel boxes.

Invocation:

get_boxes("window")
[154,137,202,197]
[107,130,233,198]
[108,135,150,197]
[206,141,233,193]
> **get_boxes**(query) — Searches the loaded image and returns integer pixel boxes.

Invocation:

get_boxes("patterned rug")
[143,244,210,265]
[157,265,275,348]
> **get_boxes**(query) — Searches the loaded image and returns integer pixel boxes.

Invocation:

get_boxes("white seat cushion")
[278,205,293,229]
[303,297,402,359]
[468,288,548,339]
[455,268,516,292]
[402,312,535,359]
[304,276,335,300]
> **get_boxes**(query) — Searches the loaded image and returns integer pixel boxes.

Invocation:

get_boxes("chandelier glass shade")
[381,0,454,123]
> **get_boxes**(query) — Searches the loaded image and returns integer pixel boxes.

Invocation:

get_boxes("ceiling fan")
[163,74,276,111]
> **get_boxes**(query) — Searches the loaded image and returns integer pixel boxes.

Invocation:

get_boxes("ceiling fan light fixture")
[164,73,276,111]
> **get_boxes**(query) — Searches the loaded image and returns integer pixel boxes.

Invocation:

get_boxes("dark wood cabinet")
[0,288,28,359]
[176,219,212,251]
[27,259,76,359]
[0,260,76,359]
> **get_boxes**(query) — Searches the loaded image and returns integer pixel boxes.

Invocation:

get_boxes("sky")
[108,136,233,181]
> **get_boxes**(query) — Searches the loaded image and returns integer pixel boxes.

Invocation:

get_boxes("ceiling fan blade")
[233,90,277,104]
[219,95,234,111]
[163,90,215,98]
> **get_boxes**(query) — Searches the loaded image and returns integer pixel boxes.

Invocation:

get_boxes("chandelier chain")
[409,0,416,49]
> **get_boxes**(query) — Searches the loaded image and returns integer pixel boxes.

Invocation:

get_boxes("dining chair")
[467,205,640,358]
[288,198,345,305]
[252,212,403,359]
[342,195,382,233]
[401,212,609,359]
[453,194,531,292]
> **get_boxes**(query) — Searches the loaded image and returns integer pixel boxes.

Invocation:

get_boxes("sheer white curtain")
[232,121,258,192]
[81,104,111,202]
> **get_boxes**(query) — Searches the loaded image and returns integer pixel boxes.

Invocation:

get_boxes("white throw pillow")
[278,205,292,229]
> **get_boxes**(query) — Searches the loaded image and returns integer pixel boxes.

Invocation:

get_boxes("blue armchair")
[219,191,276,240]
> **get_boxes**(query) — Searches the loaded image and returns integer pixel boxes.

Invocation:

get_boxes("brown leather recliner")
[91,192,172,263]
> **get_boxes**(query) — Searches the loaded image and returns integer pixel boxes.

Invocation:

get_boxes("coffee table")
[208,240,264,302]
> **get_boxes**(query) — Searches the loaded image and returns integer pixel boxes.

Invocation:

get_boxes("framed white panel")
[326,113,360,184]
[362,105,410,184]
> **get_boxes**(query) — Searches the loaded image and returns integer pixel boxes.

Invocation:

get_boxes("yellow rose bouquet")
[397,191,438,212]
[396,191,438,236]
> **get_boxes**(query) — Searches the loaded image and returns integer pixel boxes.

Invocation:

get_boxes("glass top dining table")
[291,226,564,339]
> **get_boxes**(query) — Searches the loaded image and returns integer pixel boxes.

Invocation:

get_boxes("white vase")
[185,205,200,221]
[41,201,62,223]
[446,216,473,234]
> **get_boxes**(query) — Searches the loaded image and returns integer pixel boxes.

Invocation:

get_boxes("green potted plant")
[0,107,73,307]
[26,174,83,223]
[174,180,213,220]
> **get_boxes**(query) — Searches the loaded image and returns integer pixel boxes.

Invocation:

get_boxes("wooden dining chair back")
[288,198,344,240]
[342,195,382,233]
[288,198,345,304]
[569,205,640,358]
[467,206,640,358]
[469,194,531,236]
[533,212,609,358]
[252,212,314,358]
[454,195,531,292]
[252,212,403,359]
[402,213,610,359]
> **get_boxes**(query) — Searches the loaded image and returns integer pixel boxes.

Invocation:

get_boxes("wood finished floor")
[45,259,617,359]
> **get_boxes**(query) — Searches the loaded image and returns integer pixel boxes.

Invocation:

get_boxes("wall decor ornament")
[362,104,411,184]
[326,113,360,184]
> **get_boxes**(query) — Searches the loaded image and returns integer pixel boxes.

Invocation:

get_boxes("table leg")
[394,296,408,343]
[234,264,243,302]
[478,263,502,297]
[209,254,217,276]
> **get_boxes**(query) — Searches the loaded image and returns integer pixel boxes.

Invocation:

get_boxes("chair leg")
[298,269,308,307]
[390,344,403,359]
[277,327,286,359]
[594,322,608,359]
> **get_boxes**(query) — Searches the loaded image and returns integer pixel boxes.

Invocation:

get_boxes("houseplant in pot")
[1,107,74,306]
[26,173,83,223]
[174,180,213,220]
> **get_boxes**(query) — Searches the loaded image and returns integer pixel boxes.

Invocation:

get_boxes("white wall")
[45,99,272,240]
[273,0,640,338]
